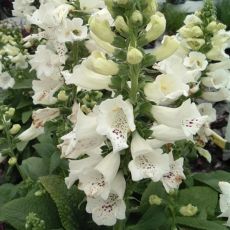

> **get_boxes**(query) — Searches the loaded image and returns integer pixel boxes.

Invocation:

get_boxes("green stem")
[129,64,140,105]
[2,115,25,180]
[113,220,126,230]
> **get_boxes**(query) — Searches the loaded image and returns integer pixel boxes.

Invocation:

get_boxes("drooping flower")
[151,99,208,141]
[32,77,63,105]
[18,124,44,142]
[62,51,118,90]
[161,152,185,193]
[78,152,120,200]
[202,88,230,102]
[58,107,104,159]
[218,181,230,227]
[96,96,136,153]
[144,74,189,105]
[86,171,126,226]
[128,133,170,182]
[29,45,61,78]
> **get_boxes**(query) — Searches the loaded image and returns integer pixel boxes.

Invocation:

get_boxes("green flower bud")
[142,0,158,18]
[207,21,226,33]
[7,108,15,117]
[179,25,203,38]
[149,195,162,206]
[8,157,17,166]
[9,124,21,135]
[89,16,115,43]
[115,16,129,34]
[179,204,198,217]
[186,38,205,50]
[131,10,143,25]
[127,47,143,65]
[57,90,68,102]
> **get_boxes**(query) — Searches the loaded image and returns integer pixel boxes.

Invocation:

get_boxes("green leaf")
[0,194,61,230]
[127,206,169,230]
[13,78,33,89]
[19,157,49,180]
[16,141,28,152]
[175,217,228,230]
[21,110,32,124]
[140,182,167,213]
[0,183,18,206]
[39,175,80,230]
[193,171,230,192]
[49,152,62,174]
[33,143,56,158]
[177,186,218,217]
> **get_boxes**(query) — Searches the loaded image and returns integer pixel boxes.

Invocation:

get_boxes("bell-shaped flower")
[206,30,230,61]
[65,154,103,189]
[202,88,230,102]
[184,15,202,26]
[161,152,185,193]
[55,18,87,43]
[183,51,208,71]
[96,96,135,153]
[32,77,63,105]
[58,107,104,159]
[202,69,230,89]
[18,124,44,142]
[128,133,170,182]
[79,0,105,13]
[62,51,118,90]
[198,103,216,124]
[144,74,189,105]
[151,99,208,141]
[78,152,120,200]
[207,60,230,72]
[152,36,179,61]
[218,181,230,227]
[29,45,61,79]
[185,38,205,51]
[86,171,126,226]
[179,25,203,38]
[32,108,60,128]
[0,72,15,90]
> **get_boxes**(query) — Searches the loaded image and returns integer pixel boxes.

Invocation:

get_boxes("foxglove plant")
[7,0,230,229]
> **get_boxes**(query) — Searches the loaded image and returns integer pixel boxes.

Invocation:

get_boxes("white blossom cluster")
[13,0,230,226]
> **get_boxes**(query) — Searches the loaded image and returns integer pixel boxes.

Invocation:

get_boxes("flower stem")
[206,128,227,149]
[113,220,126,230]
[129,64,140,105]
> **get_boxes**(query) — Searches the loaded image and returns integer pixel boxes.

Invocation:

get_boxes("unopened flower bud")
[207,21,226,33]
[58,90,68,102]
[6,108,15,117]
[142,0,157,18]
[179,204,198,217]
[127,47,143,65]
[9,124,21,135]
[186,38,205,50]
[115,16,129,34]
[152,36,179,61]
[149,195,162,205]
[131,10,143,25]
[89,16,115,43]
[141,12,166,45]
[8,157,17,166]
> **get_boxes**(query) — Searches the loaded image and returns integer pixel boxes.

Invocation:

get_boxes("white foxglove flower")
[58,108,104,159]
[155,49,202,83]
[67,102,78,124]
[96,96,135,153]
[208,60,230,72]
[202,69,230,89]
[62,51,118,90]
[32,77,63,105]
[12,0,36,18]
[11,53,28,69]
[183,52,208,71]
[86,171,126,226]
[206,30,230,61]
[55,18,87,43]
[92,8,114,26]
[3,44,20,56]
[78,153,120,200]
[218,182,230,227]
[65,154,103,189]
[151,99,208,141]
[0,72,15,90]
[198,103,216,123]
[184,15,202,26]
[29,45,61,78]
[202,88,230,102]
[161,152,185,193]
[128,133,170,182]
[144,74,189,105]
[32,108,60,128]
[18,124,44,142]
